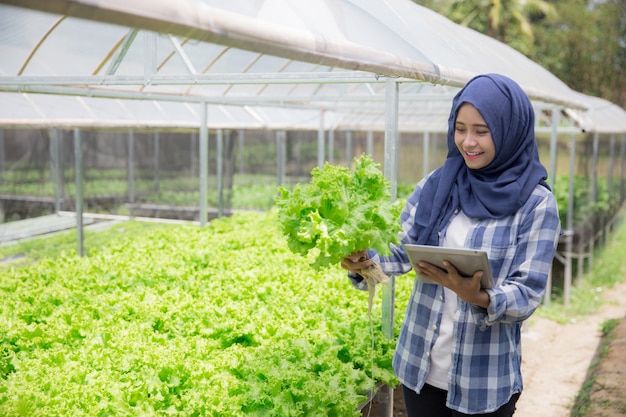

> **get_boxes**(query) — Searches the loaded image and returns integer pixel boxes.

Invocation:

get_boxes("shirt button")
[426,352,430,357]
[432,325,437,331]
[439,296,443,301]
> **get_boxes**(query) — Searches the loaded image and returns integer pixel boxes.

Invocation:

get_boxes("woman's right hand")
[340,249,372,273]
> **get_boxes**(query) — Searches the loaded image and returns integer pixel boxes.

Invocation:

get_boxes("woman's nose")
[462,133,478,146]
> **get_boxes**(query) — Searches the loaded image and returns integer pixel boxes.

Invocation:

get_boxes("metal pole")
[276,130,286,186]
[49,129,61,213]
[0,130,4,186]
[191,132,198,176]
[0,130,3,222]
[383,78,400,335]
[589,133,599,271]
[548,107,560,189]
[345,130,353,167]
[384,78,399,201]
[154,131,160,193]
[328,128,335,165]
[591,133,599,203]
[606,134,615,243]
[564,133,577,306]
[366,131,374,156]
[619,133,626,204]
[73,128,84,257]
[199,101,208,226]
[127,129,135,218]
[423,131,430,179]
[608,134,615,200]
[144,31,156,83]
[543,107,560,306]
[59,131,65,207]
[318,109,325,168]
[217,128,224,218]
[380,76,399,417]
[238,129,245,176]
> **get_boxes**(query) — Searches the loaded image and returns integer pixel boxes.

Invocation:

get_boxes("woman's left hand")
[416,261,490,308]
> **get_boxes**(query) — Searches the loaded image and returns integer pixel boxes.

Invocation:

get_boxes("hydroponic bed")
[0,211,411,416]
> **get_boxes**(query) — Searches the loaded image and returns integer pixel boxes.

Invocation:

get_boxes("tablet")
[403,244,494,288]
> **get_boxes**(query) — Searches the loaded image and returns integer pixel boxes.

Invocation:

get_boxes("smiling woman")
[341,73,561,417]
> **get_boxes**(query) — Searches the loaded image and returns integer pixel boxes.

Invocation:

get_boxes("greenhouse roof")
[0,0,624,133]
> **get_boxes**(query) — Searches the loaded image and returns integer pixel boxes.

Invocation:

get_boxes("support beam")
[216,128,224,218]
[380,76,399,417]
[199,101,208,226]
[73,128,84,257]
[317,109,325,168]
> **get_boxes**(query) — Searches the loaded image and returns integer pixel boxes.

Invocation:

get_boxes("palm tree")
[438,0,557,54]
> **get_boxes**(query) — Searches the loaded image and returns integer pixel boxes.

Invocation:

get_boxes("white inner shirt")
[425,210,477,390]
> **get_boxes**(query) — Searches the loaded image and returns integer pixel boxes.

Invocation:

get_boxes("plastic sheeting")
[0,0,624,132]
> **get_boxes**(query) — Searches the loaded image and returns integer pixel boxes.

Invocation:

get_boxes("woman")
[341,73,561,416]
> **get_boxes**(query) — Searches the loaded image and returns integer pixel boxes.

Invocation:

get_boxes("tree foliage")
[531,0,626,107]
[442,0,556,55]
[415,0,626,107]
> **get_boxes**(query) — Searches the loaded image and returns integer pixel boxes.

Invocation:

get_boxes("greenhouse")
[0,0,626,416]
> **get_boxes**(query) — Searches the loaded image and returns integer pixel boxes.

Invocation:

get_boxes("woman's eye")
[477,130,489,136]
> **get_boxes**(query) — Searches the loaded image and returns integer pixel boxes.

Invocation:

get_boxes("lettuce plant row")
[0,210,411,416]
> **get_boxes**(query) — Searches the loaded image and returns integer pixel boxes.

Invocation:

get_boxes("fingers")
[472,270,484,286]
[415,261,443,282]
[417,260,486,304]
[340,250,371,272]
[417,261,464,286]
[441,260,458,275]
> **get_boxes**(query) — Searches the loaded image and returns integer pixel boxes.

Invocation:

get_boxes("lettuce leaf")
[276,154,403,269]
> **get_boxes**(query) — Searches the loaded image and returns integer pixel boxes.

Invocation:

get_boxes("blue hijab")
[410,73,549,246]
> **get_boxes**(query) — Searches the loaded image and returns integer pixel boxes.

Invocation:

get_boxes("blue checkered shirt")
[350,177,561,414]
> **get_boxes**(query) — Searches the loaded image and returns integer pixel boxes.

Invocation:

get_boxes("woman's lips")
[464,151,483,160]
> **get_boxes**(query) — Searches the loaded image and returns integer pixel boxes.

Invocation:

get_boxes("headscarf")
[410,73,549,246]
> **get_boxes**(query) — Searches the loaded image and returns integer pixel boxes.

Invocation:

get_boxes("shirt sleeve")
[470,187,561,331]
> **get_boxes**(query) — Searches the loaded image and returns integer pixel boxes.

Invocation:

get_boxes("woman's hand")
[340,250,372,274]
[416,260,490,308]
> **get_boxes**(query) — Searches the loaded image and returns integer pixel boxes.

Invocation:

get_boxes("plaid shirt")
[350,176,560,414]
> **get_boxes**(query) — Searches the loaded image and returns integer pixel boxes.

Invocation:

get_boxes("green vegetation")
[276,154,403,269]
[415,0,626,108]
[0,211,411,416]
[0,221,175,266]
[551,174,617,226]
[1,186,624,414]
[1,164,618,227]
[0,170,285,212]
[536,213,626,322]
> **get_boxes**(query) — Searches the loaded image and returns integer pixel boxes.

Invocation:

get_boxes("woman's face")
[454,103,496,169]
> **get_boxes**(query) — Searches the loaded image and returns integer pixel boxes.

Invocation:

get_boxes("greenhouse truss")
[0,0,625,414]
